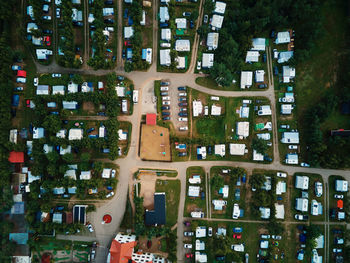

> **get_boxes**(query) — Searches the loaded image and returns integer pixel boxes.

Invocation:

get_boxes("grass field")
[184,166,207,217]
[155,179,181,227]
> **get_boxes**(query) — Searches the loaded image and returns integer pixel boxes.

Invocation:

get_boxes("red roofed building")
[17,70,27,78]
[146,113,157,125]
[107,233,165,263]
[8,151,24,163]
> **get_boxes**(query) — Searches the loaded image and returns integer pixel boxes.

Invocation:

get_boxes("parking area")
[168,84,189,132]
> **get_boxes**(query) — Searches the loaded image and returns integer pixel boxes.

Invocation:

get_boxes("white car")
[232,204,240,219]
[86,223,94,232]
[56,8,61,18]
[196,61,201,70]
[334,194,344,199]
[288,145,298,150]
[34,77,38,86]
[52,73,61,78]
[178,117,188,122]
[42,15,52,20]
[315,182,323,197]
[184,244,192,249]
[162,96,170,101]
[111,169,116,178]
[179,93,187,97]
[208,227,212,237]
[179,126,188,131]
[300,162,310,167]
[160,86,169,91]
[106,191,114,198]
[16,77,26,83]
[276,172,287,178]
[162,101,170,105]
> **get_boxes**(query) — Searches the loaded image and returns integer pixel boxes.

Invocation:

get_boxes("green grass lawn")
[184,166,207,217]
[155,179,181,227]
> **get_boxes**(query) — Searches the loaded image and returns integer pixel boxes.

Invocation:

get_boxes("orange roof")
[109,239,137,263]
[146,113,157,125]
[337,200,343,209]
[8,151,24,163]
[17,70,27,77]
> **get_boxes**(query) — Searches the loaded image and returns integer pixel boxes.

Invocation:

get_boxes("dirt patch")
[258,227,268,234]
[140,124,171,161]
[138,236,168,257]
[82,101,95,114]
[74,28,83,46]
[186,203,199,213]
[139,172,157,209]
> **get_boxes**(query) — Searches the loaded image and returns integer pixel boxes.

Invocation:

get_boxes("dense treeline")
[207,0,323,85]
[0,1,18,261]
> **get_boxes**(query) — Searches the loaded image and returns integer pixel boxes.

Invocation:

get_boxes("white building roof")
[36,85,49,95]
[68,81,78,93]
[229,143,246,155]
[240,71,253,89]
[161,28,171,41]
[336,180,348,192]
[210,14,224,30]
[192,100,203,117]
[188,186,200,197]
[64,169,77,180]
[116,86,126,97]
[276,181,287,195]
[80,171,91,180]
[124,27,134,39]
[275,31,291,44]
[281,104,293,115]
[195,226,206,238]
[175,18,186,29]
[175,39,190,52]
[286,153,298,164]
[283,66,296,83]
[102,168,112,179]
[189,175,201,184]
[60,145,71,155]
[275,203,285,219]
[214,144,225,157]
[253,149,264,161]
[27,22,38,33]
[211,105,221,116]
[118,129,127,140]
[195,252,207,263]
[278,51,294,63]
[246,51,260,63]
[159,49,171,66]
[219,185,229,198]
[68,128,83,140]
[13,256,31,263]
[257,133,271,140]
[296,198,308,212]
[33,127,44,139]
[255,70,265,82]
[207,33,219,50]
[214,1,226,14]
[258,105,272,116]
[115,233,136,243]
[281,132,299,144]
[56,129,66,138]
[239,106,249,118]
[159,7,169,22]
[236,122,249,138]
[52,85,65,95]
[251,38,266,51]
[202,53,214,68]
[175,56,186,69]
[212,199,227,210]
[260,207,270,219]
[195,240,205,251]
[295,175,310,190]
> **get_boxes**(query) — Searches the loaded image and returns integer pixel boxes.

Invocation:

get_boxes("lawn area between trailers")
[328,175,349,223]
[184,166,206,217]
[155,179,180,227]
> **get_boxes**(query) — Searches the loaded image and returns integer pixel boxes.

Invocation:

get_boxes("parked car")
[178,97,187,102]
[280,124,290,129]
[233,234,242,239]
[162,101,170,105]
[276,172,287,178]
[185,253,193,258]
[258,84,267,89]
[159,23,168,28]
[91,249,96,260]
[215,255,225,261]
[274,66,279,75]
[261,235,271,239]
[42,15,52,20]
[162,112,170,116]
[300,162,310,167]
[106,191,114,198]
[111,169,116,178]
[161,106,170,110]
[14,87,24,91]
[288,145,298,150]
[34,77,38,86]
[179,93,187,97]
[11,65,21,70]
[179,102,188,107]
[104,19,114,24]
[180,107,187,111]
[178,112,188,117]
[117,75,125,81]
[86,223,94,232]
[161,92,168,96]
[233,227,243,233]
[315,181,323,197]
[162,96,170,101]
[52,73,62,78]
[56,8,61,18]
[178,86,186,91]
[16,77,26,83]
[208,227,212,237]
[162,116,170,121]
[160,86,169,91]
[179,126,188,131]
[203,14,208,24]
[295,214,309,221]
[183,12,191,17]
[161,81,170,86]
[178,152,187,157]
[160,42,171,48]
[184,244,192,249]
[43,29,53,34]
[178,117,188,122]
[334,194,344,199]
[184,231,194,237]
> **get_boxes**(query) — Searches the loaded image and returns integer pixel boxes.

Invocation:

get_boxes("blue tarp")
[9,233,28,245]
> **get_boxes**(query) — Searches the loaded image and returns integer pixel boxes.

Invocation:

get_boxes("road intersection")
[32,1,350,262]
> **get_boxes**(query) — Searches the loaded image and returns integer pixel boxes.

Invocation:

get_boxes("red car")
[124,40,132,47]
[43,36,51,46]
[185,253,193,258]
[26,99,31,108]
[233,234,242,239]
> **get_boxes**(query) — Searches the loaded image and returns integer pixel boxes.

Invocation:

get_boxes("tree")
[250,173,266,190]
[42,115,62,134]
[80,152,91,163]
[211,175,224,189]
[252,138,268,155]
[209,63,233,86]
